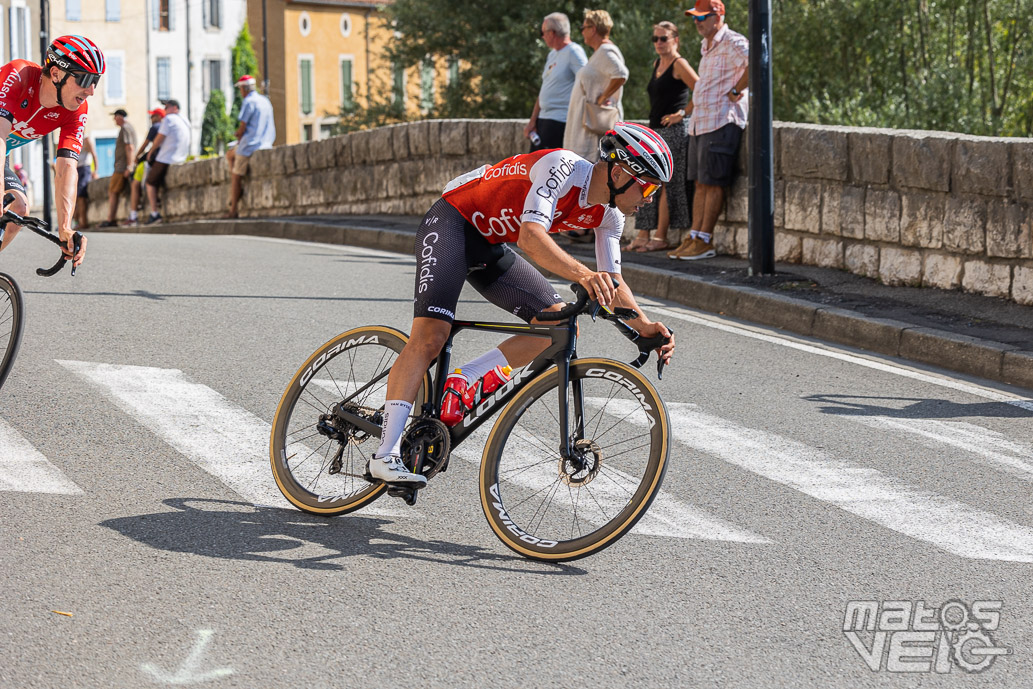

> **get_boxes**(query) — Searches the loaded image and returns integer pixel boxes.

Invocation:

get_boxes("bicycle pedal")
[386,484,421,506]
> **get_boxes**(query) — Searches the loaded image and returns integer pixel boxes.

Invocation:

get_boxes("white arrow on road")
[140,629,234,685]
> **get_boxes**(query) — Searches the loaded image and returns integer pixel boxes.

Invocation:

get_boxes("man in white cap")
[226,74,275,218]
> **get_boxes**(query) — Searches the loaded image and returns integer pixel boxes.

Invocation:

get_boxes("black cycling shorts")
[3,159,25,196]
[413,198,562,323]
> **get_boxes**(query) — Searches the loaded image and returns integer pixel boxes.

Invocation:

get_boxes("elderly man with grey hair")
[524,12,587,151]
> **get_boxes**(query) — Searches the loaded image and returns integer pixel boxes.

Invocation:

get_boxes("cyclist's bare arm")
[53,155,85,265]
[516,221,617,305]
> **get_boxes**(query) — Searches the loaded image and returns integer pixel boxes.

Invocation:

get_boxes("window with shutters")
[66,0,81,21]
[339,57,353,110]
[106,0,120,21]
[204,59,222,99]
[204,0,221,29]
[420,60,435,113]
[10,6,28,61]
[105,53,125,103]
[299,56,313,115]
[391,62,405,108]
[156,57,171,102]
[158,0,170,31]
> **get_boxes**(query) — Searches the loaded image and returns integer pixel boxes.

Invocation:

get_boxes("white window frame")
[9,1,30,62]
[299,11,311,37]
[340,13,352,37]
[105,0,120,22]
[298,54,315,117]
[103,50,126,105]
[338,54,355,109]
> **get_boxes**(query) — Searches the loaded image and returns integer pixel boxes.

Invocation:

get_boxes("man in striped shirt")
[669,0,749,260]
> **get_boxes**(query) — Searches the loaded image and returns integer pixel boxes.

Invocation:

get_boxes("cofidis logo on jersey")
[534,156,577,200]
[483,161,526,182]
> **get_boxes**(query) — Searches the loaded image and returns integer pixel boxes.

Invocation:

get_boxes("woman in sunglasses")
[630,21,698,253]
[0,34,104,268]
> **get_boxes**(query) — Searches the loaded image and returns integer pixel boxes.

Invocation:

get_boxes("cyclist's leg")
[466,245,564,368]
[373,199,470,481]
[0,160,28,253]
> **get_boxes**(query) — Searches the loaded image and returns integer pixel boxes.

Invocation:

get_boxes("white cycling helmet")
[599,122,673,183]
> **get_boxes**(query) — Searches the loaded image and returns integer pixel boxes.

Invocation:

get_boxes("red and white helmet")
[599,122,673,183]
[45,35,105,77]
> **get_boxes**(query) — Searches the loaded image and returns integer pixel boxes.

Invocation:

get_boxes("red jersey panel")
[441,149,625,272]
[0,60,87,157]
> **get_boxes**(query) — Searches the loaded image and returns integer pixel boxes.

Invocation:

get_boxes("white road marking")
[0,418,83,494]
[654,401,1033,562]
[56,361,403,516]
[141,629,234,685]
[854,416,1033,482]
[639,301,1033,412]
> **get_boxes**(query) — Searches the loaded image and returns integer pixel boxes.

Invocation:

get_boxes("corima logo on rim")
[299,335,380,386]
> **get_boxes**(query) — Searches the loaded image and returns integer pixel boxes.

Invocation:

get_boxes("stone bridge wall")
[86,119,1033,305]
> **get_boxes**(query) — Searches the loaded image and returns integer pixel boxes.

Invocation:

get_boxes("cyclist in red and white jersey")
[0,35,105,267]
[369,122,677,485]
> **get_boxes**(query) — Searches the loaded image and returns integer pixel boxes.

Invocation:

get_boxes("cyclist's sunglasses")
[67,70,100,88]
[630,173,661,199]
[693,12,716,22]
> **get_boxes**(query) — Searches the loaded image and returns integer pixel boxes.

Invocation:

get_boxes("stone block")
[892,132,952,192]
[821,184,841,235]
[844,242,880,279]
[774,232,801,263]
[780,126,848,181]
[713,223,735,255]
[166,163,191,188]
[309,139,336,169]
[262,146,289,176]
[784,180,822,233]
[368,127,395,163]
[774,179,785,228]
[391,124,410,160]
[848,131,891,184]
[900,192,945,248]
[962,260,1012,298]
[922,253,962,289]
[954,137,1011,196]
[986,200,1032,258]
[864,188,901,242]
[772,125,782,176]
[944,196,986,254]
[440,120,468,156]
[407,121,430,157]
[839,186,865,239]
[802,236,844,269]
[1014,266,1033,305]
[1013,142,1033,201]
[332,134,352,167]
[466,120,497,158]
[350,130,373,165]
[725,176,748,223]
[879,246,922,285]
[283,144,301,175]
[1003,350,1033,391]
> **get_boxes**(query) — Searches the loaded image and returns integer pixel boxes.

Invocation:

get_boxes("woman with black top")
[631,21,698,252]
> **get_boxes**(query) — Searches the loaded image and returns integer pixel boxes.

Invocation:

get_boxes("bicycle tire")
[0,272,24,391]
[479,358,670,561]
[270,326,430,515]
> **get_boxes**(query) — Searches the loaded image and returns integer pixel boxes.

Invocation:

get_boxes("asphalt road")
[2,233,1032,688]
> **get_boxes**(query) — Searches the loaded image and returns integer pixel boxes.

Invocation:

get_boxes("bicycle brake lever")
[70,232,82,277]
[589,301,601,322]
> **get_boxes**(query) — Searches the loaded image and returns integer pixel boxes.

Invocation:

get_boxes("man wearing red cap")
[125,108,164,225]
[226,74,275,218]
[668,0,749,260]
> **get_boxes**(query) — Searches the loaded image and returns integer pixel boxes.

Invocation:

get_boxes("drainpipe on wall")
[364,8,371,105]
[185,0,192,147]
[261,0,269,95]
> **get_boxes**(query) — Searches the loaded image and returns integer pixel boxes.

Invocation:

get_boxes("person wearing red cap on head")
[668,0,749,261]
[225,74,275,219]
[124,108,165,225]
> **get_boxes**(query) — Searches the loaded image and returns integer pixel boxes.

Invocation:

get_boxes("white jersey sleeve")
[521,150,588,230]
[593,207,625,274]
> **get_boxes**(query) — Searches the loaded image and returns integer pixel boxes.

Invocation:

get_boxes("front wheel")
[479,359,670,561]
[0,273,24,391]
[270,326,430,515]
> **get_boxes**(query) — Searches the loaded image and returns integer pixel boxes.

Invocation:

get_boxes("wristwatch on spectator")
[677,109,685,117]
[730,88,740,97]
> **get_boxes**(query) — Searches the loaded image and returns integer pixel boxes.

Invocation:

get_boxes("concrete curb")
[102,219,1033,392]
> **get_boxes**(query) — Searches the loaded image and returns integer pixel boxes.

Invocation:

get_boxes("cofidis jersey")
[0,60,87,158]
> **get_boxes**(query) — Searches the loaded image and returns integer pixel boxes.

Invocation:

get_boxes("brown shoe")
[676,239,716,260]
[668,237,700,259]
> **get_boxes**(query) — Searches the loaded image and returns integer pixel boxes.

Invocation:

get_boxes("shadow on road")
[100,497,585,576]
[804,394,1033,419]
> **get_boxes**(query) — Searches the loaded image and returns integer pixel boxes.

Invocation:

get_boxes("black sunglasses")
[652,35,670,43]
[68,70,100,88]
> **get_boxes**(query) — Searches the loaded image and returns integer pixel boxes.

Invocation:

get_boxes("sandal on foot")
[635,239,671,252]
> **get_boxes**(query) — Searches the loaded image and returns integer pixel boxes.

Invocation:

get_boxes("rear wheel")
[270,326,430,515]
[0,273,24,391]
[479,359,669,561]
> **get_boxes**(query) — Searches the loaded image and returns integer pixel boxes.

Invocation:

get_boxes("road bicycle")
[0,203,83,390]
[270,283,672,561]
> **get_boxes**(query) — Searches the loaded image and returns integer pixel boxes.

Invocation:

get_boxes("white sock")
[458,347,509,384]
[128,210,137,221]
[698,231,712,244]
[375,400,412,458]
[689,230,699,240]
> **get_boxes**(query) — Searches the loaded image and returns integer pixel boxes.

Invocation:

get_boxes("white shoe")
[367,454,428,485]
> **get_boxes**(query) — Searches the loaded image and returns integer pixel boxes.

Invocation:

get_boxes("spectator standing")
[631,21,698,253]
[524,13,587,152]
[563,9,628,242]
[145,99,191,224]
[126,107,164,224]
[73,135,95,229]
[226,74,275,218]
[99,109,136,227]
[668,0,748,260]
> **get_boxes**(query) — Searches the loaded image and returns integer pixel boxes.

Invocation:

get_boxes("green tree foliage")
[388,0,1033,136]
[200,89,233,155]
[230,21,261,122]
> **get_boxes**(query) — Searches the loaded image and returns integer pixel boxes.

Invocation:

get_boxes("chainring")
[400,418,452,480]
